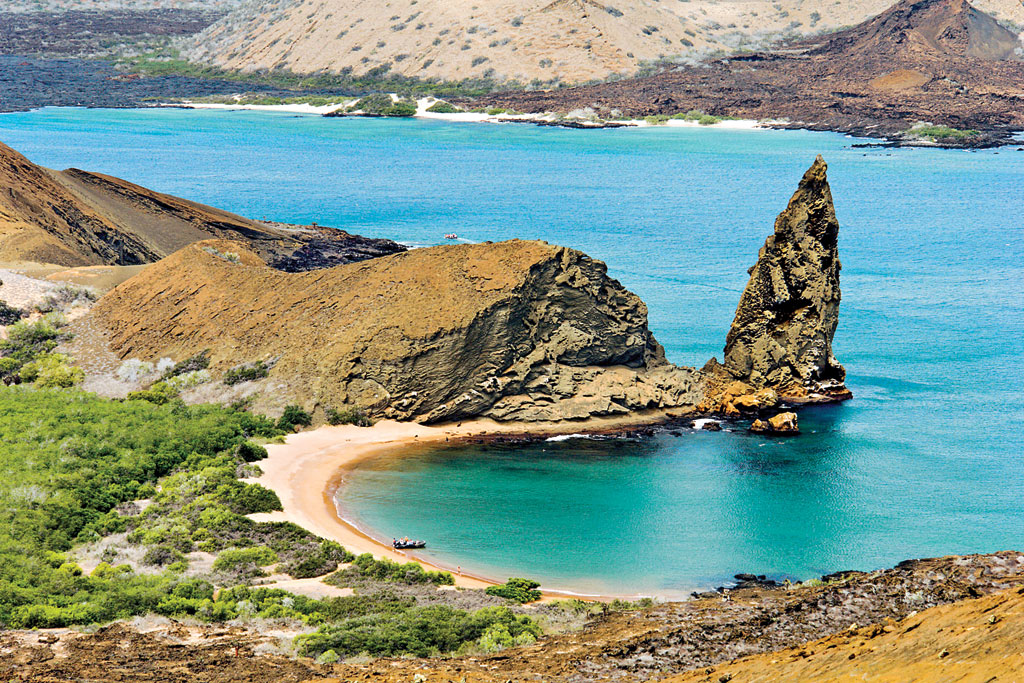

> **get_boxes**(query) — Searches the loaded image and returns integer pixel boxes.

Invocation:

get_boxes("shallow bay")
[3,108,1021,595]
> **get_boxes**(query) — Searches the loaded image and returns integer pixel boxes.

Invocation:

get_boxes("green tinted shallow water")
[1,109,1021,596]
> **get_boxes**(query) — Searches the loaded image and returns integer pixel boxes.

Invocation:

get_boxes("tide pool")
[3,108,1021,595]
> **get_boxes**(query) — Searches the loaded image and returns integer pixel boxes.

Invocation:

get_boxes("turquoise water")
[3,108,1022,596]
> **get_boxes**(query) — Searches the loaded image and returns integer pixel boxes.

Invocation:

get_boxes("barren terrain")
[181,0,1024,85]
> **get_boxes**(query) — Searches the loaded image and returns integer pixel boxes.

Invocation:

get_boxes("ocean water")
[2,108,1022,596]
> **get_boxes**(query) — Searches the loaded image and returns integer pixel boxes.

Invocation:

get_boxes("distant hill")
[0,141,404,269]
[482,0,1024,144]
[179,0,1023,85]
[170,0,862,84]
[4,0,247,11]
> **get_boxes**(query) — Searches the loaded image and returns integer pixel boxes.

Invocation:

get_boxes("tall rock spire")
[722,155,851,403]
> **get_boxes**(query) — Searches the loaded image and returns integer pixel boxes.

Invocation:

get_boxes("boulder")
[750,412,800,434]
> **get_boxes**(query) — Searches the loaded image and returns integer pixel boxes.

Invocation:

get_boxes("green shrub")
[126,381,179,405]
[698,114,722,125]
[223,360,269,385]
[0,300,23,325]
[326,406,374,427]
[278,405,312,431]
[426,100,462,113]
[296,604,540,658]
[212,546,278,572]
[486,577,542,604]
[328,553,453,586]
[283,540,354,579]
[643,114,670,125]
[349,93,417,117]
[236,440,268,462]
[907,124,980,141]
[1,319,62,365]
[161,351,211,380]
[18,353,84,388]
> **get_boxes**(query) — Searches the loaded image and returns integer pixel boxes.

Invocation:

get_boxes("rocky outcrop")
[88,238,701,422]
[720,156,851,404]
[81,156,851,423]
[0,141,405,269]
[750,412,800,434]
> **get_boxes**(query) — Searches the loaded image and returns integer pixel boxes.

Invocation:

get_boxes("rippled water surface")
[3,108,1021,595]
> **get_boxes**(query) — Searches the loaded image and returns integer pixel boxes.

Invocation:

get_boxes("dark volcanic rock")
[722,156,850,404]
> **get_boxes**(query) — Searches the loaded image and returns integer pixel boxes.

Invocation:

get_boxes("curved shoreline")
[246,411,680,597]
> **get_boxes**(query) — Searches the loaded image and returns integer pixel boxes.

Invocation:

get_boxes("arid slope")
[181,0,1022,85]
[0,141,404,269]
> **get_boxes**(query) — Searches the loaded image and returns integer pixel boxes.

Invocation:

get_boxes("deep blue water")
[3,108,1022,596]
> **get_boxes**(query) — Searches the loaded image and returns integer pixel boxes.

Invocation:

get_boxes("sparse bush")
[164,369,211,391]
[223,360,269,385]
[0,300,23,325]
[201,246,240,263]
[278,405,312,431]
[36,284,97,313]
[426,100,462,113]
[116,359,155,383]
[161,351,210,380]
[326,406,374,427]
[486,578,542,604]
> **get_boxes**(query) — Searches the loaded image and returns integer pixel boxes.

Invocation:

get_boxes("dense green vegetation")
[0,384,551,656]
[326,553,454,587]
[486,578,542,604]
[0,314,83,387]
[0,387,282,627]
[296,604,540,658]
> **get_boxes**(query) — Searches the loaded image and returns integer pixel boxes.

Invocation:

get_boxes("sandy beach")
[173,98,764,130]
[247,411,678,592]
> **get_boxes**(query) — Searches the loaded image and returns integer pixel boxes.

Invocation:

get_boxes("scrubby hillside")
[0,141,404,269]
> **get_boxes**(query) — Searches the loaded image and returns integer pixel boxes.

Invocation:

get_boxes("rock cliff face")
[82,156,847,422]
[721,155,850,403]
[0,141,405,269]
[89,239,700,422]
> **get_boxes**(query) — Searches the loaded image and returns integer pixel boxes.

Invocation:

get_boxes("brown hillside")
[88,238,701,422]
[0,141,404,269]
[482,0,1024,143]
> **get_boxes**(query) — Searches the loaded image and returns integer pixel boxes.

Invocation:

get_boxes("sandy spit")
[246,411,678,593]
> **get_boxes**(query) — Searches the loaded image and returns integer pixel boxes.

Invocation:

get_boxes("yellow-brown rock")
[722,155,851,404]
[89,239,701,422]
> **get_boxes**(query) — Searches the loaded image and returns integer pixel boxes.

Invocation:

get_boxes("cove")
[2,108,1021,595]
